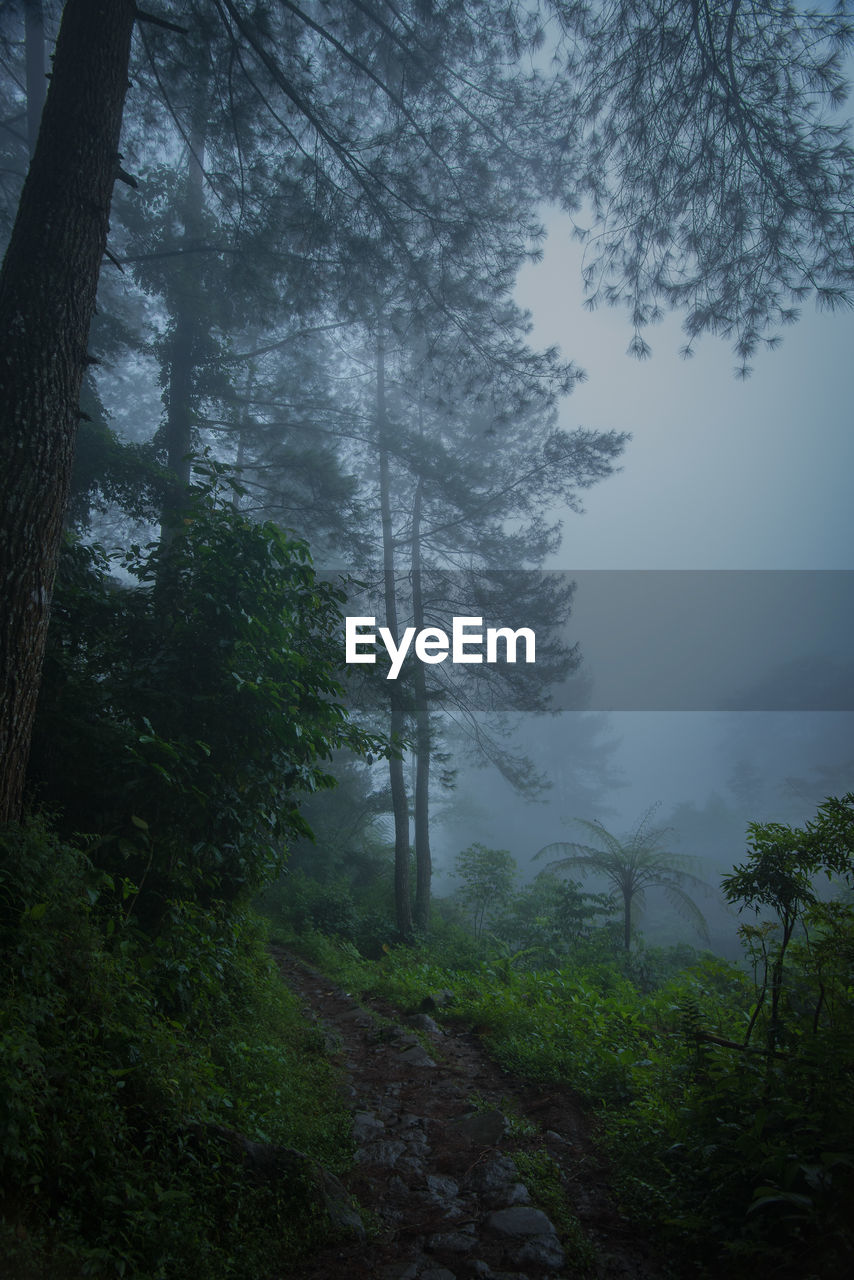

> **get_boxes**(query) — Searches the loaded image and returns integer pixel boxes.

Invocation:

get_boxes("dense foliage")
[28,480,383,919]
[267,796,854,1278]
[0,818,353,1279]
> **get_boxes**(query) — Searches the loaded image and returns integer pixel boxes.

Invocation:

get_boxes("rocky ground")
[272,949,670,1280]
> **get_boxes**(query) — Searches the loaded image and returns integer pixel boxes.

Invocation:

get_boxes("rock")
[398,1043,437,1067]
[427,1227,477,1254]
[452,1109,506,1146]
[464,1263,494,1279]
[505,1183,531,1206]
[464,1154,520,1205]
[484,1206,557,1238]
[425,1173,461,1203]
[405,1143,431,1165]
[319,1166,366,1242]
[421,988,455,1011]
[409,1012,442,1033]
[404,1129,430,1151]
[391,1030,421,1047]
[338,1008,375,1027]
[352,1111,386,1143]
[516,1234,565,1269]
[355,1139,407,1167]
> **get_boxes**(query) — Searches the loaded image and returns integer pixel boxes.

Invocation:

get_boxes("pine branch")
[133,7,189,35]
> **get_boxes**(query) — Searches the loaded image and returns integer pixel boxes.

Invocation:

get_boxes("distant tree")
[779,760,854,823]
[348,297,624,932]
[536,808,711,949]
[726,758,766,814]
[454,842,517,939]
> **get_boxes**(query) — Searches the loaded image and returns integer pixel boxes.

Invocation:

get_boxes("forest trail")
[272,949,666,1280]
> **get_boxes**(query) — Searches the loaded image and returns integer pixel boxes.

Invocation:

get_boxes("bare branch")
[133,7,189,35]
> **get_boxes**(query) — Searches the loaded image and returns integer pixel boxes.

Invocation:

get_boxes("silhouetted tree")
[537,807,711,949]
[0,0,137,823]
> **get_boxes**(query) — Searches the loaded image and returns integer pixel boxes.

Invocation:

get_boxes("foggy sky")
[517,212,854,572]
[429,212,854,941]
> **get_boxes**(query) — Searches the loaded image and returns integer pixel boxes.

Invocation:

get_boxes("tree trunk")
[411,475,432,931]
[376,327,412,938]
[160,100,207,540]
[25,0,47,158]
[0,0,136,825]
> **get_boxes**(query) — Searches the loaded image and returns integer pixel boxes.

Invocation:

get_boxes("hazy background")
[429,210,854,949]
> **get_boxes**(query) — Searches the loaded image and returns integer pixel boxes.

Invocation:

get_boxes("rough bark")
[377,327,413,938]
[0,0,136,824]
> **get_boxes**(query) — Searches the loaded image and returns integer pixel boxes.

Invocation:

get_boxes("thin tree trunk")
[377,326,412,938]
[25,0,47,158]
[0,0,136,824]
[160,101,207,541]
[232,366,255,509]
[411,474,431,931]
[767,914,795,1055]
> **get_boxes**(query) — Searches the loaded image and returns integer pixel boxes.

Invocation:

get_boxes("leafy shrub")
[28,492,383,917]
[0,818,352,1279]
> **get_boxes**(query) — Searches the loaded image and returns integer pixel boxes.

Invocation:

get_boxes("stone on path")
[485,1206,556,1237]
[452,1108,506,1146]
[355,1138,407,1167]
[398,1043,437,1067]
[352,1111,385,1143]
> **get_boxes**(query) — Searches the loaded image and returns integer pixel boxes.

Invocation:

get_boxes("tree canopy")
[2,0,854,827]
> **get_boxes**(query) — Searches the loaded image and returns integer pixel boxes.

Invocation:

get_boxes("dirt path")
[272,949,668,1280]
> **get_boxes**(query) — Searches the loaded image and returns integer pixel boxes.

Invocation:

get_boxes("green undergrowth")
[278,923,854,1279]
[0,818,352,1279]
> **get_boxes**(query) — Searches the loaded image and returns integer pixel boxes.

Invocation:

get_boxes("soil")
[271,948,671,1280]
